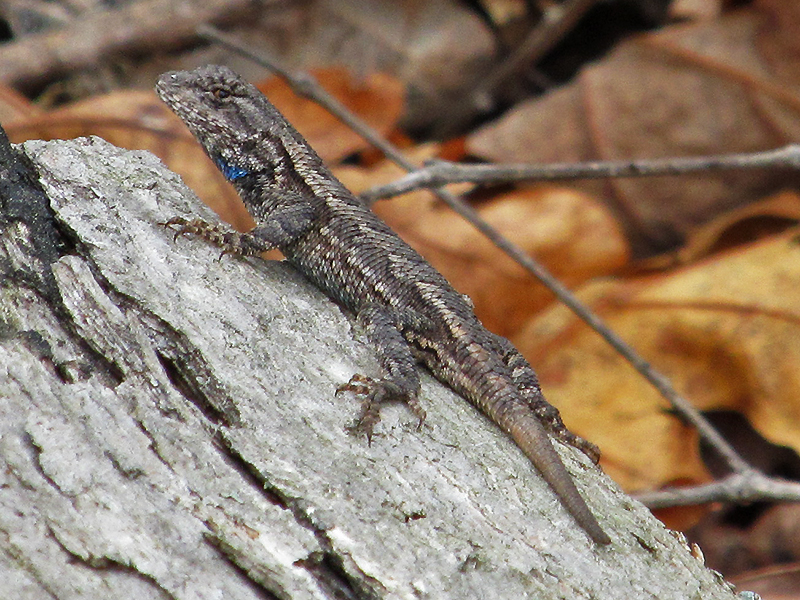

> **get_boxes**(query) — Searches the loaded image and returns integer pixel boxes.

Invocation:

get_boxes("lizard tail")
[496,402,611,545]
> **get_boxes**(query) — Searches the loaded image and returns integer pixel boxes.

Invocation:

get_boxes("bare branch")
[0,0,265,89]
[637,471,800,509]
[363,145,800,202]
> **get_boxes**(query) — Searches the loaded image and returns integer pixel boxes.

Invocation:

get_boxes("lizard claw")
[337,374,426,441]
[336,373,373,396]
[161,217,257,258]
[339,374,382,442]
[161,217,206,242]
[161,217,188,241]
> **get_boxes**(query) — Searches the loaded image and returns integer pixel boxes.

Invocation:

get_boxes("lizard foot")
[162,217,264,257]
[337,374,426,444]
[559,431,601,465]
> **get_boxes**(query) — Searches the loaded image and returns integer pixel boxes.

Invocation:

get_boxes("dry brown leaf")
[0,83,39,123]
[340,149,629,336]
[258,68,404,163]
[284,0,495,130]
[633,190,800,271]
[468,0,800,255]
[474,0,528,28]
[515,230,800,498]
[727,531,800,591]
[692,504,800,576]
[676,190,800,263]
[669,0,724,21]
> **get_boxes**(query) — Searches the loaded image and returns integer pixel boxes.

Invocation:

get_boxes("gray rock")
[0,136,739,599]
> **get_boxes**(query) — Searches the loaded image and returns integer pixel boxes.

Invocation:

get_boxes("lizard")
[155,65,611,545]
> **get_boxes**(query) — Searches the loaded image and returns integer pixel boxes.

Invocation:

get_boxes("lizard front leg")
[164,188,318,256]
[164,217,275,256]
[338,304,425,442]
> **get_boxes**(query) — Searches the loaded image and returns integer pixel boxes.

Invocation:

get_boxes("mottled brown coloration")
[156,65,610,545]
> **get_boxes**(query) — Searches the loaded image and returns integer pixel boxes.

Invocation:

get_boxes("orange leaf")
[516,230,800,497]
[0,83,39,124]
[677,190,800,263]
[257,68,404,163]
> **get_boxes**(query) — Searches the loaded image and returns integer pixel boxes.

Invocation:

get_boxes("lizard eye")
[210,86,231,100]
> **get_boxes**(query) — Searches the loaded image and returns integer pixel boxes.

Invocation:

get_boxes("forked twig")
[638,471,800,508]
[363,146,800,202]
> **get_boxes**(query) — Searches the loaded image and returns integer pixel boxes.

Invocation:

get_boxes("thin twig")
[198,25,753,479]
[437,0,601,135]
[637,472,800,509]
[363,146,800,201]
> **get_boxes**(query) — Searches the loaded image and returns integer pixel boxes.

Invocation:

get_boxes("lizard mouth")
[155,72,183,105]
[155,71,207,133]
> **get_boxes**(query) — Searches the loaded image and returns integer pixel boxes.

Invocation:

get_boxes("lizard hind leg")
[489,333,600,464]
[337,304,424,443]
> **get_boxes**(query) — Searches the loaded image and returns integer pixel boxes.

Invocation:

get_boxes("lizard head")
[156,65,301,184]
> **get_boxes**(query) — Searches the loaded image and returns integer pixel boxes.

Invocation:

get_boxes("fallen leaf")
[0,83,39,123]
[676,190,800,263]
[692,504,800,576]
[632,190,800,271]
[258,68,404,163]
[669,0,724,21]
[285,0,495,130]
[515,230,800,497]
[468,0,800,255]
[735,563,800,600]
